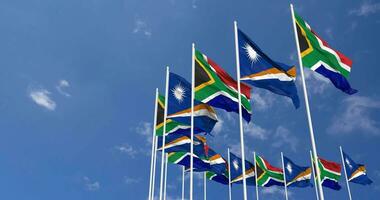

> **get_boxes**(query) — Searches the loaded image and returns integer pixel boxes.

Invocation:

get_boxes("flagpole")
[190,42,195,200]
[289,4,325,200]
[254,152,259,200]
[310,151,320,200]
[148,88,159,200]
[164,153,168,200]
[151,135,159,200]
[228,148,232,200]
[159,67,170,200]
[233,20,248,200]
[204,172,207,200]
[281,152,289,200]
[340,146,353,200]
[182,166,185,200]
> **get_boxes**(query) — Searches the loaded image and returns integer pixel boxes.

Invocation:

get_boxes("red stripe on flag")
[319,158,341,173]
[262,158,283,173]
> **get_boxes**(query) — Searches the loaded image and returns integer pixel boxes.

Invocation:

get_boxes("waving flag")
[238,29,300,108]
[255,155,284,187]
[167,72,218,134]
[157,135,206,154]
[318,157,342,190]
[342,151,373,185]
[194,49,252,122]
[229,152,256,185]
[168,151,211,172]
[206,171,229,185]
[204,145,228,175]
[294,11,357,94]
[283,156,312,187]
[155,94,191,136]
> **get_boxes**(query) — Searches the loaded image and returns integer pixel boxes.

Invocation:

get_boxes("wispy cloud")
[244,123,269,140]
[136,122,153,144]
[328,95,380,135]
[272,126,299,152]
[191,0,198,9]
[350,1,380,16]
[29,88,56,111]
[303,69,330,94]
[56,79,71,97]
[114,143,138,158]
[124,176,141,184]
[261,186,291,197]
[83,176,100,191]
[133,19,152,37]
[251,90,276,111]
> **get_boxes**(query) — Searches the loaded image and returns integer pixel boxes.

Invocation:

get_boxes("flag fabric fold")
[229,152,256,185]
[283,156,312,187]
[238,29,300,108]
[342,151,373,185]
[194,49,252,122]
[294,11,357,95]
[317,157,342,190]
[255,154,284,187]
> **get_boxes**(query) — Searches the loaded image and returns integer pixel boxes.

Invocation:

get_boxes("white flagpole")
[190,43,195,200]
[228,148,232,200]
[148,89,159,200]
[164,153,168,200]
[281,152,289,200]
[159,67,170,200]
[182,166,185,200]
[204,172,207,200]
[151,135,159,200]
[233,20,248,200]
[289,4,325,200]
[340,146,353,200]
[254,152,259,200]
[310,151,320,200]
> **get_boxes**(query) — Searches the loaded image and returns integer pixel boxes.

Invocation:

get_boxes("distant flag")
[204,145,228,175]
[317,157,342,190]
[167,72,218,134]
[293,11,357,95]
[283,156,312,187]
[255,154,284,187]
[342,151,373,185]
[229,152,256,185]
[206,171,229,185]
[194,49,252,122]
[238,29,300,108]
[167,151,211,172]
[155,94,191,136]
[157,135,205,154]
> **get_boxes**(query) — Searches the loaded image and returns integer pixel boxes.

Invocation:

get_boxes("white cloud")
[124,177,141,184]
[191,0,197,9]
[136,122,153,144]
[56,79,71,97]
[83,176,100,191]
[244,123,269,140]
[212,118,224,135]
[29,88,56,111]
[303,69,330,94]
[115,143,138,158]
[271,126,299,152]
[328,96,380,135]
[350,1,380,16]
[133,19,152,37]
[261,186,291,197]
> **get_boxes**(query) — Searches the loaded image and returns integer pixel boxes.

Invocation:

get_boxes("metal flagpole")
[149,89,159,200]
[182,166,185,200]
[310,151,320,200]
[159,67,170,200]
[151,136,159,200]
[228,148,232,200]
[340,146,353,200]
[233,20,248,200]
[254,152,259,200]
[281,152,289,200]
[204,172,207,200]
[163,153,168,200]
[289,4,325,200]
[190,43,195,200]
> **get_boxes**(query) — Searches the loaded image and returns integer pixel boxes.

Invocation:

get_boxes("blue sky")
[0,0,380,199]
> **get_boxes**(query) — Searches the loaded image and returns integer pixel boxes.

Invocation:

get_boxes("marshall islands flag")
[229,152,256,185]
[342,151,373,185]
[167,72,218,134]
[238,29,300,108]
[293,11,357,95]
[283,156,312,187]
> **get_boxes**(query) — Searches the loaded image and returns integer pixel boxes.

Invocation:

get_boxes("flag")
[204,145,228,175]
[342,151,373,185]
[194,49,252,122]
[294,11,357,95]
[255,155,284,187]
[283,156,312,187]
[167,151,211,172]
[318,157,342,190]
[206,171,229,185]
[157,135,206,154]
[155,94,192,136]
[229,152,256,185]
[238,29,300,108]
[167,72,218,134]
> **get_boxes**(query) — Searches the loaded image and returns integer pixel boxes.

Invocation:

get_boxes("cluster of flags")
[147,4,371,200]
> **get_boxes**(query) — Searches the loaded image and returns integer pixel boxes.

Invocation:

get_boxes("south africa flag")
[255,155,284,187]
[318,157,342,190]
